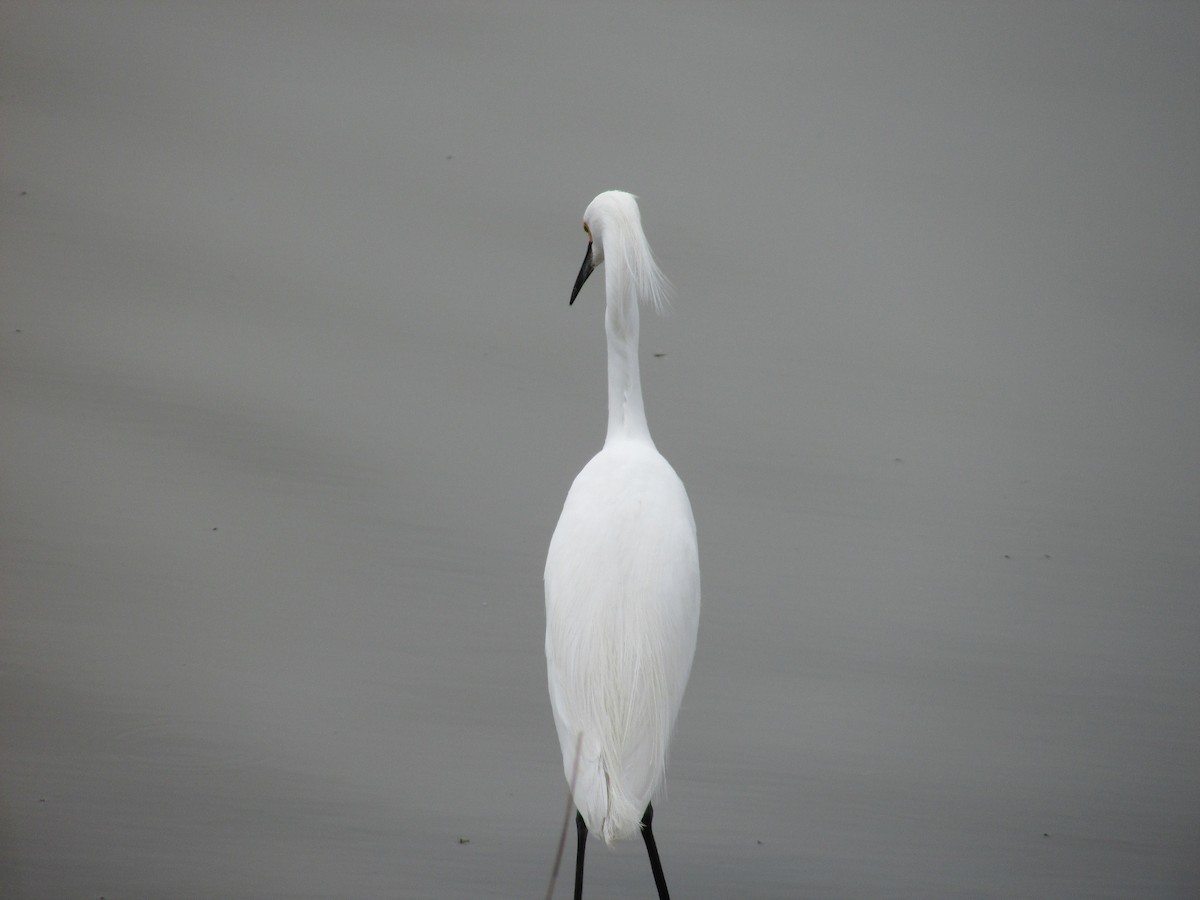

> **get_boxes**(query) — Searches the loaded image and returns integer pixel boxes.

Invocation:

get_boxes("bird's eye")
[583,223,591,238]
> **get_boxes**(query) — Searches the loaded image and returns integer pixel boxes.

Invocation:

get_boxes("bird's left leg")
[573,811,587,900]
[640,803,671,900]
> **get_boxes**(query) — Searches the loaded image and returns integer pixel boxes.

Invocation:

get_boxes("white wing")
[545,440,700,844]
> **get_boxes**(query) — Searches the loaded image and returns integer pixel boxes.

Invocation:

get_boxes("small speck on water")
[458,837,470,844]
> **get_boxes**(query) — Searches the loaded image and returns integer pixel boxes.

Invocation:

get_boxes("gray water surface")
[2,2,1198,897]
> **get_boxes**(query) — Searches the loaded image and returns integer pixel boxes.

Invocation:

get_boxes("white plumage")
[545,191,700,851]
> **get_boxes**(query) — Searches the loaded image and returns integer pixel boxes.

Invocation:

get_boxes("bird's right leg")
[573,811,587,900]
[641,803,671,900]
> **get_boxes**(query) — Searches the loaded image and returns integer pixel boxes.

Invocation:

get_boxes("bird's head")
[569,191,670,312]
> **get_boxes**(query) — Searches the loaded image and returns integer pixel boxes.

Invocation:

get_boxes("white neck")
[604,267,654,446]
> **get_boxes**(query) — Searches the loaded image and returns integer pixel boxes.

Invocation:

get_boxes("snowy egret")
[545,191,700,900]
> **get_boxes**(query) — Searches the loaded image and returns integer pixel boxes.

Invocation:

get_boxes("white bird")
[545,191,700,900]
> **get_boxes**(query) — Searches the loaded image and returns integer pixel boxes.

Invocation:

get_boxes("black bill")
[569,243,594,306]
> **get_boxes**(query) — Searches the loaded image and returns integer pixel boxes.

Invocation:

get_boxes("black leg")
[640,803,671,900]
[574,811,587,900]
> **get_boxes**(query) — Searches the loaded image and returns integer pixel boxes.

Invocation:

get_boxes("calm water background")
[3,2,1198,897]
